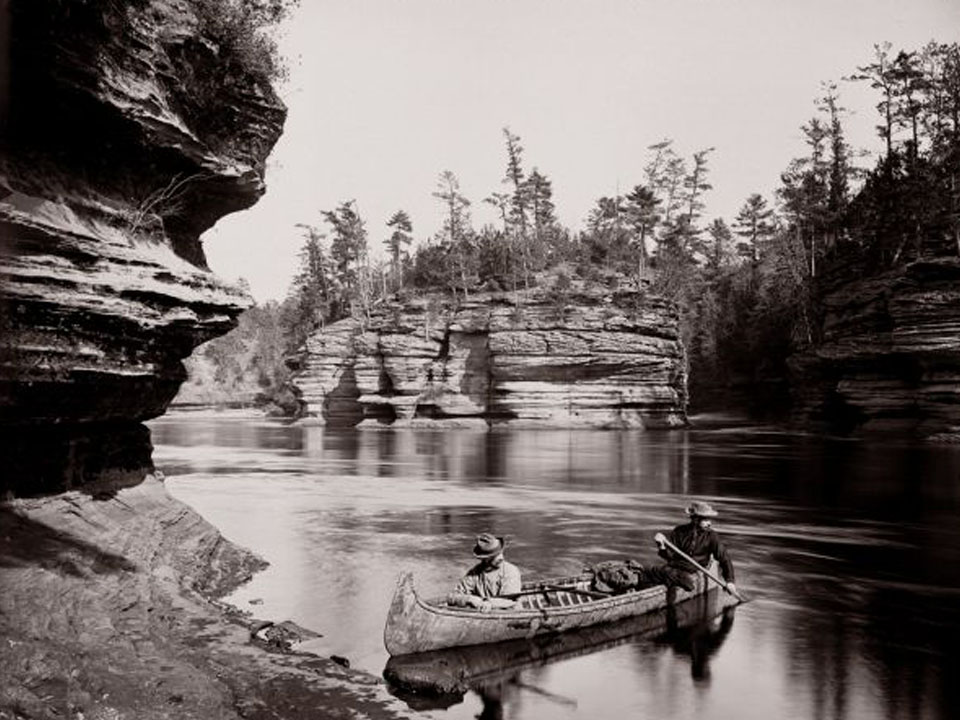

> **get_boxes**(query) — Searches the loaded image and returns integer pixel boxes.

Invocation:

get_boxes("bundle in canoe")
[384,560,738,656]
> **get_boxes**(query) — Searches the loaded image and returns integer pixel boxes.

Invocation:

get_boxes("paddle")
[511,679,578,708]
[657,534,745,602]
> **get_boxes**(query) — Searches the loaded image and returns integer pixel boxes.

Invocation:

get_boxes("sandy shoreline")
[0,474,418,720]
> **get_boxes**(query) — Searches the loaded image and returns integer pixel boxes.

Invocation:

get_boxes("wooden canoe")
[385,586,737,697]
[383,561,738,656]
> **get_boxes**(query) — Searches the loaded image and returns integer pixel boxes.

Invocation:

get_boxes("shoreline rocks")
[0,473,419,719]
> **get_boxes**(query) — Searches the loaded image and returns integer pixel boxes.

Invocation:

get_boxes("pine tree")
[384,210,413,292]
[524,167,558,270]
[733,194,776,263]
[501,127,531,290]
[849,42,898,159]
[623,184,660,280]
[284,223,336,350]
[433,171,475,298]
[705,218,736,274]
[322,200,370,319]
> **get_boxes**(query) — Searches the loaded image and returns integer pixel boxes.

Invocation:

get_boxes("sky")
[202,0,960,303]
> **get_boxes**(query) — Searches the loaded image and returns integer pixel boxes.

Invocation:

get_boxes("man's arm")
[447,571,483,607]
[447,592,486,608]
[655,530,679,562]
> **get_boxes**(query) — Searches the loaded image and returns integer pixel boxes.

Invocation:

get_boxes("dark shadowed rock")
[0,0,285,493]
[790,256,960,439]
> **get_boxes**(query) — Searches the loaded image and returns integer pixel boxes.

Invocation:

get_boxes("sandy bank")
[0,474,418,720]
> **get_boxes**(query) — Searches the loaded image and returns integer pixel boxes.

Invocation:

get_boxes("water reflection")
[149,412,960,720]
[656,605,736,682]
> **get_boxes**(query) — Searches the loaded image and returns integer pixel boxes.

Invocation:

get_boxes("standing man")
[447,533,522,612]
[647,501,736,594]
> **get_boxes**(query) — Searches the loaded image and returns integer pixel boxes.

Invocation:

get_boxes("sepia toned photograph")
[2,1,959,718]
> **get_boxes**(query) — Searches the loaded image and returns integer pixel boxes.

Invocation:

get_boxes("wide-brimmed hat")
[472,533,506,558]
[685,501,719,518]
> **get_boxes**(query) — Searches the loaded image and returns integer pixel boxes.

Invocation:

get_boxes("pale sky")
[202,0,960,303]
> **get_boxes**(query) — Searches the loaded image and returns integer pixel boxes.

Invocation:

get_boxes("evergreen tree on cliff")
[384,210,413,292]
[733,193,776,265]
[501,127,532,290]
[432,170,475,299]
[323,200,371,320]
[624,184,661,280]
[286,224,336,337]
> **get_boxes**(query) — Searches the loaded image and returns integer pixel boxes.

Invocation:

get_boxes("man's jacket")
[659,522,735,582]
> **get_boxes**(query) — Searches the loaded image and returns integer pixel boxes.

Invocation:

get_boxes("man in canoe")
[447,533,522,612]
[649,501,736,595]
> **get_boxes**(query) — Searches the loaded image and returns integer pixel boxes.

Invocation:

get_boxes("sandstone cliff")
[0,0,285,493]
[293,286,688,429]
[790,255,960,439]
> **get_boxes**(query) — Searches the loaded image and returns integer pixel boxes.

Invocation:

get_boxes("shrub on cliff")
[191,0,298,80]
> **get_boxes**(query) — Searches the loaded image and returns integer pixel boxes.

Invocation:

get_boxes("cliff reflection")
[301,425,693,493]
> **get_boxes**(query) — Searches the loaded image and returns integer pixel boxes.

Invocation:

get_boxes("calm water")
[149,411,960,720]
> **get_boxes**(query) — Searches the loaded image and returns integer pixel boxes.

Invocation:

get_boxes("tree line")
[189,41,960,416]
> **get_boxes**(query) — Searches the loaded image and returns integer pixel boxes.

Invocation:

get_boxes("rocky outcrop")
[293,287,688,429]
[0,473,419,719]
[0,0,285,492]
[790,256,960,438]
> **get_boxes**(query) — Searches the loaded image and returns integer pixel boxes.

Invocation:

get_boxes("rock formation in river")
[292,285,688,429]
[790,254,960,439]
[0,0,285,493]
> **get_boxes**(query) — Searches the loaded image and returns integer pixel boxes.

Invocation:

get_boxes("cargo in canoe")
[383,560,739,656]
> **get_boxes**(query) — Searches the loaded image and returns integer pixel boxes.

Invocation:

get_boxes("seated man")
[447,533,522,612]
[646,501,736,594]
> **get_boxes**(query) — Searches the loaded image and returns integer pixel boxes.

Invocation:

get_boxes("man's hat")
[685,501,719,518]
[472,533,506,558]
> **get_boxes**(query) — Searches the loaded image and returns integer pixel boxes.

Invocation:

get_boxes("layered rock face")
[294,288,688,429]
[0,0,285,492]
[790,256,960,438]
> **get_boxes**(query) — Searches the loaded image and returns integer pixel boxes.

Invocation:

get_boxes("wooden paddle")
[511,679,578,707]
[658,534,745,602]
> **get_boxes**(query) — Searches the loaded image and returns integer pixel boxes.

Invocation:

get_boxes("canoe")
[383,561,738,656]
[385,585,737,698]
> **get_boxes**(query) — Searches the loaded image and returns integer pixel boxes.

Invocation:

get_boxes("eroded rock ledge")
[0,473,418,719]
[0,0,285,492]
[293,286,688,429]
[790,256,960,439]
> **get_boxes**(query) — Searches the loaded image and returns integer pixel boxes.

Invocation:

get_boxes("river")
[149,411,960,720]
